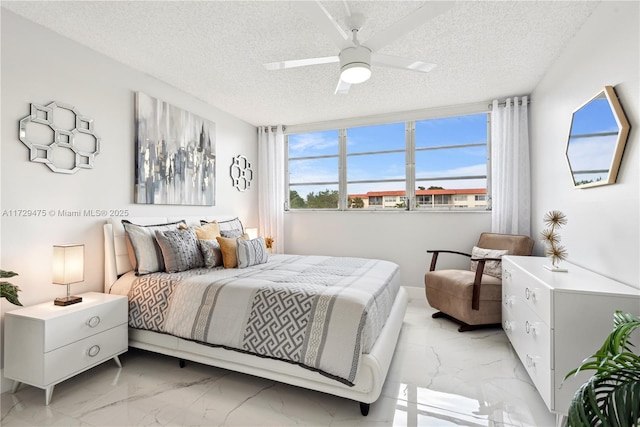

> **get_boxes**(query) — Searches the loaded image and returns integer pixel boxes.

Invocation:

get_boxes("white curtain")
[258,125,285,253]
[490,96,531,236]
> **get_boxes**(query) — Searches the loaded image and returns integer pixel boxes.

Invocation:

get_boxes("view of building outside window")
[287,112,488,210]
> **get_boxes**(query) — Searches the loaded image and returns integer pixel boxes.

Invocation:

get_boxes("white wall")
[284,211,492,289]
[530,1,639,289]
[0,10,258,383]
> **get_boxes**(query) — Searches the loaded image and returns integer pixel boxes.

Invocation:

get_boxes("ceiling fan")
[263,1,452,94]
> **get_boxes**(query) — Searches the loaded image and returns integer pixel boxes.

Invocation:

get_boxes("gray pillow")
[199,239,223,268]
[237,237,268,269]
[155,228,204,273]
[122,220,186,275]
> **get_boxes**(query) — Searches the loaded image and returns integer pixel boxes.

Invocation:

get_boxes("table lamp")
[52,244,84,306]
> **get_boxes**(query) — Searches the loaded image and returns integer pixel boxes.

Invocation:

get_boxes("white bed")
[103,216,408,415]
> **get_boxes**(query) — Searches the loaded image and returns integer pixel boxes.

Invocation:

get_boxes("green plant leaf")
[0,282,22,306]
[0,270,18,278]
[565,311,640,427]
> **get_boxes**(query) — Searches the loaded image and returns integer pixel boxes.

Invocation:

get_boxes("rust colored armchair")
[424,232,534,332]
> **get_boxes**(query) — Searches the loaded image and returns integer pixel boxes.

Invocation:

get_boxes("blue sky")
[288,113,488,198]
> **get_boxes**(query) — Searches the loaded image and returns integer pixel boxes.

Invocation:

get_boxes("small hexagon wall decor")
[230,155,253,191]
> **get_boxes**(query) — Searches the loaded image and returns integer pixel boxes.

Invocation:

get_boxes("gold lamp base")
[54,295,83,306]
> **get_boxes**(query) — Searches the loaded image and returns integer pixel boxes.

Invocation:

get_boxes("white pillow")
[122,220,186,275]
[470,246,508,278]
[237,237,268,269]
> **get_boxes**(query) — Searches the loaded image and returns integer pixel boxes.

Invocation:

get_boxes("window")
[346,122,406,210]
[286,111,488,210]
[414,114,488,210]
[288,130,339,209]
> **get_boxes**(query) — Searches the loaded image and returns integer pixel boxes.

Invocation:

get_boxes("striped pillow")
[237,237,268,269]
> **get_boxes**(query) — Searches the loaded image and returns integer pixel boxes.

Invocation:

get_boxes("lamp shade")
[52,244,84,285]
[245,227,258,240]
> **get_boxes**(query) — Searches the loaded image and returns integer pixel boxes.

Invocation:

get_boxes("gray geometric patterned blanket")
[127,254,401,385]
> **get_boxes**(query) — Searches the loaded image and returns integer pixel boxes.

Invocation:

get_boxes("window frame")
[285,105,491,212]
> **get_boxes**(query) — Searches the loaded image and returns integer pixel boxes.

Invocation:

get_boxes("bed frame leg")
[359,402,370,416]
[179,359,186,368]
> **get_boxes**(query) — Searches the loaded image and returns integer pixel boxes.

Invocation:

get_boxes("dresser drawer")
[503,298,552,408]
[45,297,127,351]
[43,323,127,386]
[503,258,551,324]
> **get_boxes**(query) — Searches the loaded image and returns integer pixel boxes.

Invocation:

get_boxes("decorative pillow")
[192,221,221,240]
[220,228,244,238]
[211,217,244,237]
[199,239,223,268]
[122,220,186,275]
[216,234,248,268]
[155,228,204,273]
[237,237,268,269]
[470,246,509,279]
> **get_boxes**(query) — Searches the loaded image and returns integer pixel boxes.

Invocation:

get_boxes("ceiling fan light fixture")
[339,46,372,84]
[340,62,371,84]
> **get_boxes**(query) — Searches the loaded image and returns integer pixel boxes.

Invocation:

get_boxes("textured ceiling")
[2,1,599,126]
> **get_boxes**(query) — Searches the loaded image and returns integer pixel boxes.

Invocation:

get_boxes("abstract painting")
[134,92,216,205]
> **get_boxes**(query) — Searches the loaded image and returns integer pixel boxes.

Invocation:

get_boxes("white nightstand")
[3,292,128,405]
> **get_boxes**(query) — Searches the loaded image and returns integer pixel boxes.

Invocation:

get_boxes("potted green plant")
[564,311,640,426]
[0,269,22,306]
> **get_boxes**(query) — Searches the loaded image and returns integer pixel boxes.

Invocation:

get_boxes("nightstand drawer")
[43,323,127,386]
[45,297,127,351]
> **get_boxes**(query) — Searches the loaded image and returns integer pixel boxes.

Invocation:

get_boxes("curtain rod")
[260,125,286,132]
[489,97,530,109]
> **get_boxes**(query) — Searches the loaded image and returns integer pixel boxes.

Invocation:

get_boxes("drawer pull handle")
[525,320,538,336]
[503,320,513,332]
[504,270,511,280]
[504,296,515,307]
[525,287,538,301]
[87,316,101,328]
[525,354,537,368]
[87,345,101,357]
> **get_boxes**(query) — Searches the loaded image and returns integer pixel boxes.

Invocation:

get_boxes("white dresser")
[4,292,128,405]
[502,256,640,419]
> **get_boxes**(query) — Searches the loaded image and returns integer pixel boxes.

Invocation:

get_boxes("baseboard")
[403,285,423,302]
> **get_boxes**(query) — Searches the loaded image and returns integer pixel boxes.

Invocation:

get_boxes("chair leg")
[431,311,501,333]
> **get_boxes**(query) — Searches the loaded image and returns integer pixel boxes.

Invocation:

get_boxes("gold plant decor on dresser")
[540,210,568,272]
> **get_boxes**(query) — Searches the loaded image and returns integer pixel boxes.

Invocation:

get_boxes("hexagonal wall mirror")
[566,86,630,188]
[19,101,101,174]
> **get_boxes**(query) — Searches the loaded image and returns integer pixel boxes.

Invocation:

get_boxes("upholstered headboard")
[103,216,236,292]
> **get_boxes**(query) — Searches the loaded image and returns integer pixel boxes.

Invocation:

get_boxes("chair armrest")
[427,250,472,271]
[469,257,503,310]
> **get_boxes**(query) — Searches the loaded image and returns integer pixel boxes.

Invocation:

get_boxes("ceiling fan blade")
[363,2,453,52]
[335,79,351,95]
[264,56,339,71]
[292,1,353,50]
[371,53,436,73]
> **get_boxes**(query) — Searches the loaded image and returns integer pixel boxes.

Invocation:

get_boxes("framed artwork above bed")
[134,92,216,205]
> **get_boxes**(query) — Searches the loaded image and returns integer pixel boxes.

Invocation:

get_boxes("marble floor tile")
[1,288,556,426]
